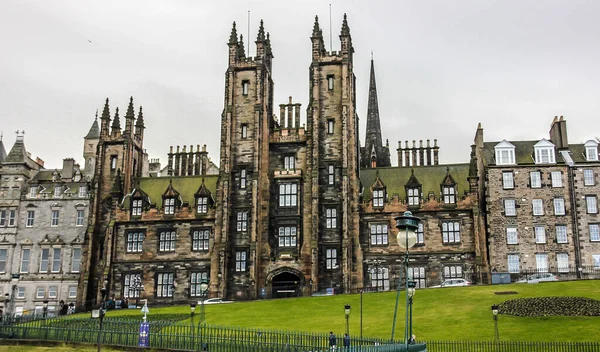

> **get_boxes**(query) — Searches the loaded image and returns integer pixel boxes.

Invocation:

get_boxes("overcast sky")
[2,0,599,169]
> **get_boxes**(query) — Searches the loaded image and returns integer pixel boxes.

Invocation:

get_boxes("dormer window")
[373,189,384,207]
[131,199,143,216]
[29,186,38,198]
[534,139,556,164]
[284,156,295,170]
[407,188,420,206]
[78,185,87,197]
[585,140,599,161]
[494,140,516,165]
[164,198,175,215]
[197,196,208,214]
[54,186,62,197]
[443,186,456,204]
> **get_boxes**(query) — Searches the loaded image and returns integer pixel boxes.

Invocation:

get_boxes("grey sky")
[2,0,599,169]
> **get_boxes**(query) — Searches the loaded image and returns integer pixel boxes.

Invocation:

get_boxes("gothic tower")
[305,14,362,293]
[361,58,391,168]
[78,97,146,309]
[83,112,100,180]
[212,21,274,298]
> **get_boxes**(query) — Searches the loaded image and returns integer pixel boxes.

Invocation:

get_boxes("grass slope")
[103,281,600,342]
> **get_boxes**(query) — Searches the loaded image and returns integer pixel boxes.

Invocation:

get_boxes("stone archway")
[267,267,304,299]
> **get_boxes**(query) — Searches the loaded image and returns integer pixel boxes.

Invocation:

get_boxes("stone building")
[0,132,90,315]
[474,116,600,277]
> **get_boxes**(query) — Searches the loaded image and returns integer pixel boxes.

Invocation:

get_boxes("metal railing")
[0,315,599,351]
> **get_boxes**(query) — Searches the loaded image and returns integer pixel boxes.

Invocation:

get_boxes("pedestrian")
[409,334,416,344]
[329,331,337,350]
[343,333,350,350]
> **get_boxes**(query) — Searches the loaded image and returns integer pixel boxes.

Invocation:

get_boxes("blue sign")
[138,322,150,347]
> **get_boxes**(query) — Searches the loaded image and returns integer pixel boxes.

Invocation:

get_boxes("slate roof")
[131,175,218,208]
[85,119,100,139]
[482,140,600,166]
[360,164,471,201]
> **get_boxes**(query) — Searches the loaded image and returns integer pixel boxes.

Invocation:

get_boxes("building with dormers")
[474,116,600,278]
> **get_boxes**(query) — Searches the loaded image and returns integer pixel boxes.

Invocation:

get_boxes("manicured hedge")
[499,296,600,317]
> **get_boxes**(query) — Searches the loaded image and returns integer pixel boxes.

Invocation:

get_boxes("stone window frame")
[589,223,600,242]
[51,209,60,227]
[235,250,247,272]
[551,171,563,188]
[123,272,142,298]
[20,247,31,273]
[325,248,338,270]
[241,124,248,139]
[369,223,389,246]
[502,171,514,189]
[191,228,210,251]
[408,266,427,288]
[327,164,335,185]
[407,187,420,206]
[48,286,58,298]
[131,198,143,216]
[284,155,295,170]
[326,208,337,229]
[416,223,425,245]
[553,198,566,216]
[593,254,600,269]
[585,140,599,161]
[532,199,544,216]
[0,248,7,273]
[110,155,118,170]
[190,271,209,297]
[54,185,62,198]
[163,197,176,215]
[71,247,81,273]
[68,286,77,299]
[534,226,546,244]
[442,186,456,204]
[369,266,389,291]
[443,265,463,279]
[507,254,520,273]
[26,210,35,227]
[327,75,334,91]
[241,80,249,96]
[36,287,45,299]
[278,183,298,207]
[583,169,595,186]
[556,253,569,273]
[327,119,335,134]
[585,195,598,214]
[506,227,518,245]
[240,169,247,189]
[29,186,38,199]
[441,220,461,244]
[155,272,175,298]
[236,210,248,232]
[78,185,87,197]
[158,228,177,253]
[535,253,549,272]
[504,199,517,217]
[555,225,568,244]
[530,171,542,188]
[372,189,385,208]
[278,226,297,248]
[76,209,85,226]
[0,209,5,227]
[196,196,208,214]
[126,230,145,253]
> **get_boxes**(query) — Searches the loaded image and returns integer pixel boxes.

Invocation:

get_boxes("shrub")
[499,296,600,317]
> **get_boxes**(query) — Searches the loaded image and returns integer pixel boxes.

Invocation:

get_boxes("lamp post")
[42,300,49,319]
[344,304,351,336]
[491,304,499,341]
[96,282,108,352]
[407,281,416,342]
[9,274,20,318]
[190,302,197,349]
[199,280,209,324]
[391,211,421,348]
[358,289,363,340]
[130,275,144,308]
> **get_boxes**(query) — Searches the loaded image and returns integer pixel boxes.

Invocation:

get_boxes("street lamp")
[391,210,421,348]
[199,280,209,324]
[95,281,108,352]
[407,281,416,343]
[42,300,49,319]
[491,304,499,341]
[344,304,351,336]
[190,302,197,348]
[358,289,363,340]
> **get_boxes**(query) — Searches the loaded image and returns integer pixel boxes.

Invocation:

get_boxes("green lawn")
[95,281,599,342]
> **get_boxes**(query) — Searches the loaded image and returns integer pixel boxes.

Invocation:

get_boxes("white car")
[198,298,233,305]
[516,273,558,284]
[430,278,472,288]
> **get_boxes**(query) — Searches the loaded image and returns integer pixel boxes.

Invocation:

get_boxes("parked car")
[430,278,472,288]
[198,298,234,305]
[516,273,558,284]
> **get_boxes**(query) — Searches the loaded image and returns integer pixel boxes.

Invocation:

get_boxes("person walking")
[329,331,337,350]
[343,333,350,350]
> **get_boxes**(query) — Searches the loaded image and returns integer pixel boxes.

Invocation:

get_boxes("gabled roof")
[494,140,515,149]
[370,171,385,189]
[162,180,180,198]
[85,116,100,139]
[360,164,470,201]
[534,139,555,148]
[0,139,7,163]
[405,169,421,188]
[5,136,28,163]
[441,168,456,186]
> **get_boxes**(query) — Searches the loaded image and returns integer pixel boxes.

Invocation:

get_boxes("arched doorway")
[271,271,302,298]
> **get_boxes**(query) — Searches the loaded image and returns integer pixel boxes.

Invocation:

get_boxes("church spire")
[111,107,121,136]
[362,58,390,168]
[124,96,135,136]
[229,22,238,45]
[100,98,111,137]
[135,106,145,141]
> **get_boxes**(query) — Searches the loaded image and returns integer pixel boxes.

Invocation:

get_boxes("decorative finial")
[257,19,265,41]
[229,21,238,45]
[341,13,350,36]
[95,109,98,120]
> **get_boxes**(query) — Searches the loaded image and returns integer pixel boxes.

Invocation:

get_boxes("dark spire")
[124,96,135,135]
[135,106,145,128]
[237,34,246,58]
[265,32,273,57]
[5,131,28,163]
[229,22,238,45]
[99,98,111,137]
[256,19,266,42]
[362,58,390,168]
[111,107,121,133]
[312,15,321,38]
[0,132,6,163]
[101,98,110,120]
[84,113,100,139]
[340,13,350,36]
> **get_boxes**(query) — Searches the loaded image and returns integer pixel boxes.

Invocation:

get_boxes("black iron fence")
[0,315,599,351]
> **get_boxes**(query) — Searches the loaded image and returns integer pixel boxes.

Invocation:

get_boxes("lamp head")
[344,304,351,317]
[491,304,499,316]
[43,300,49,308]
[200,280,209,293]
[407,280,417,298]
[395,211,421,249]
[190,302,197,312]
